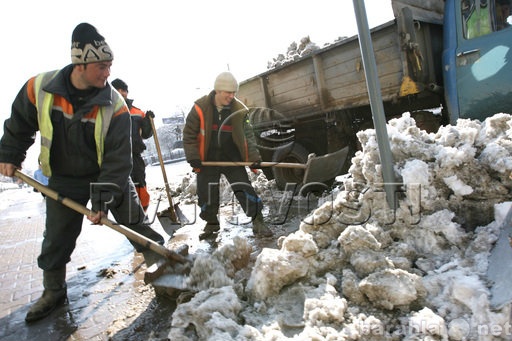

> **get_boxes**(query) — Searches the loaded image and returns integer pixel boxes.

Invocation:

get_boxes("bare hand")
[87,211,106,225]
[0,163,18,177]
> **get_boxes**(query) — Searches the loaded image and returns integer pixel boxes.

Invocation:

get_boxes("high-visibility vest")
[193,98,252,161]
[33,70,123,176]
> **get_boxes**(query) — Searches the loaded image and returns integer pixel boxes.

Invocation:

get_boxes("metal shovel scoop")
[148,115,189,235]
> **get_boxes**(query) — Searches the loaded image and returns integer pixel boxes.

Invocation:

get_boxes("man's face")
[216,90,236,107]
[81,61,112,89]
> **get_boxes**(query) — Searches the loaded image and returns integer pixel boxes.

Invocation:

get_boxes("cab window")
[462,0,512,39]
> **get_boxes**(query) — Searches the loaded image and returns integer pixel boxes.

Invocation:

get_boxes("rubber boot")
[252,213,273,237]
[199,221,220,240]
[25,267,67,323]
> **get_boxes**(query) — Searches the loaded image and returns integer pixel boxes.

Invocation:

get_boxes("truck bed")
[238,18,444,120]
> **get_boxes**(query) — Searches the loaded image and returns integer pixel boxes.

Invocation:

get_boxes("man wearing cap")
[111,78,154,212]
[183,71,273,240]
[0,23,165,323]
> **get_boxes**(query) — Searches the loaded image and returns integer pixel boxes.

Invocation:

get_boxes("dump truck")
[237,0,512,190]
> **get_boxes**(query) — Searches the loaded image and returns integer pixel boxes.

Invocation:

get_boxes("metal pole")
[352,0,397,209]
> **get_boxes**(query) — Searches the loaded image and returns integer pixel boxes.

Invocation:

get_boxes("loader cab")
[443,0,512,124]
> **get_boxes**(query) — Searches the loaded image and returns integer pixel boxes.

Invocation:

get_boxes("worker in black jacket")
[0,23,164,323]
[111,78,154,212]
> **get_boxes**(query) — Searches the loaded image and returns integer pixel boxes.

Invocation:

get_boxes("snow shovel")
[487,203,512,309]
[201,146,349,184]
[14,169,190,266]
[148,115,188,235]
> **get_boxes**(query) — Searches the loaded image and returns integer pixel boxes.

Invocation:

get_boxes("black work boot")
[252,213,273,237]
[199,222,220,240]
[25,267,67,323]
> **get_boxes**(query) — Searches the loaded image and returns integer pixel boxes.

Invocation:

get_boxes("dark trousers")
[196,166,262,223]
[37,176,164,270]
[131,153,146,187]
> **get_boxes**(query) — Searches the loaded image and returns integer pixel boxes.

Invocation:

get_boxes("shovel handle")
[201,161,307,169]
[14,170,188,264]
[149,115,178,223]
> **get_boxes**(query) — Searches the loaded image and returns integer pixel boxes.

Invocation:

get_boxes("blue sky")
[0,0,394,124]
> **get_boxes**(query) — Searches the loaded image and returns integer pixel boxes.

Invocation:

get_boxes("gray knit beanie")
[214,72,239,92]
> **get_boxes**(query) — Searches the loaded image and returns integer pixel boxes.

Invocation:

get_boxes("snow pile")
[168,113,512,340]
[266,35,350,70]
[267,36,320,69]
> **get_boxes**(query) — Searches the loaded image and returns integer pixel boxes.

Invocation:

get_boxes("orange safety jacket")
[183,91,260,164]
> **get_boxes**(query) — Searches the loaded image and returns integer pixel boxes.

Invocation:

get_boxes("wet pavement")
[0,163,193,340]
[0,186,179,340]
[0,162,299,340]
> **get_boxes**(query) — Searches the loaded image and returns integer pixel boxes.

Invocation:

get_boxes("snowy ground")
[162,113,512,341]
[2,113,512,340]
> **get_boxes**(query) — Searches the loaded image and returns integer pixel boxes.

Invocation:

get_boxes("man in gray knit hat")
[0,22,165,323]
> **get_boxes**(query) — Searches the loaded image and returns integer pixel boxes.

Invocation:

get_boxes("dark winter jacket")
[0,64,132,211]
[183,90,260,163]
[125,98,153,155]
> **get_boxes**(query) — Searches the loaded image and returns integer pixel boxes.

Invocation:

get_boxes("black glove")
[145,110,155,119]
[249,160,262,169]
[189,159,202,169]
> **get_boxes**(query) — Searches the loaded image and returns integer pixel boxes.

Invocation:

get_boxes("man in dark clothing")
[111,78,153,212]
[183,71,272,240]
[0,23,164,323]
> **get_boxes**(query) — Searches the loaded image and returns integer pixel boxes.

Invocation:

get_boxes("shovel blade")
[157,204,190,236]
[144,244,193,297]
[174,204,190,225]
[152,273,189,291]
[151,273,192,299]
[303,146,350,184]
[157,207,181,236]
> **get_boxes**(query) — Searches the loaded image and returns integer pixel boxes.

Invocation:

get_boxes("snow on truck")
[237,0,512,191]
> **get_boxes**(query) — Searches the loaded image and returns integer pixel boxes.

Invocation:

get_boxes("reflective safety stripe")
[194,102,252,162]
[211,123,233,131]
[194,103,206,160]
[95,103,120,166]
[34,71,58,177]
[33,70,120,176]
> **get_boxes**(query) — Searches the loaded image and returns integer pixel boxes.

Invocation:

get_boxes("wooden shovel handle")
[148,115,178,222]
[14,169,188,264]
[201,161,307,169]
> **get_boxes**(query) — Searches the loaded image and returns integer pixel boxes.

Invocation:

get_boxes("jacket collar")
[43,64,113,107]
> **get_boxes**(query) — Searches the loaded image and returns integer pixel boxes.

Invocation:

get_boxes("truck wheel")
[272,143,309,191]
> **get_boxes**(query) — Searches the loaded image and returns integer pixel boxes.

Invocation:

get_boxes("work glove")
[249,160,262,169]
[145,110,155,119]
[249,160,262,174]
[189,159,202,171]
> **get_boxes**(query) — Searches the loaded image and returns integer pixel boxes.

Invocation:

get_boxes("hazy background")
[0,0,394,171]
[0,0,394,122]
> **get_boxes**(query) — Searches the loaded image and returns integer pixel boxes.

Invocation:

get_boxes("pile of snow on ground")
[169,113,512,340]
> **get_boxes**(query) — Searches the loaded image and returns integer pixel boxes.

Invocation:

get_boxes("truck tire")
[272,143,309,191]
